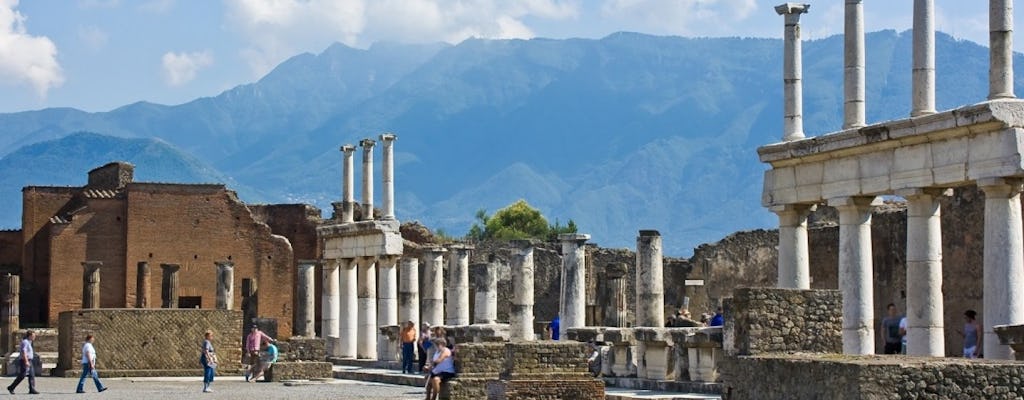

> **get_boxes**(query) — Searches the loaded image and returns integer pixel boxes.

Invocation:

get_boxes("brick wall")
[0,230,20,267]
[21,187,75,323]
[48,197,127,318]
[56,309,242,375]
[728,288,842,355]
[87,162,133,189]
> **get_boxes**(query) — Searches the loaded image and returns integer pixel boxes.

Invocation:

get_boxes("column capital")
[422,246,448,256]
[340,144,356,154]
[769,203,815,216]
[977,177,1024,197]
[81,261,102,270]
[159,263,180,273]
[214,260,234,268]
[827,196,879,209]
[379,133,397,143]
[558,233,591,244]
[356,256,378,267]
[359,138,376,149]
[775,3,809,16]
[297,259,319,268]
[447,243,475,254]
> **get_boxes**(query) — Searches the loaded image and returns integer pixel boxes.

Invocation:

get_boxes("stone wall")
[56,309,243,376]
[728,288,842,355]
[20,187,76,323]
[86,162,133,190]
[721,354,1024,400]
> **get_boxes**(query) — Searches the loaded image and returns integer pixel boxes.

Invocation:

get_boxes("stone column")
[399,256,420,329]
[636,230,664,327]
[322,260,340,356]
[377,255,399,358]
[900,189,945,356]
[559,233,590,338]
[979,178,1024,360]
[844,0,865,128]
[446,244,472,326]
[379,133,397,220]
[829,197,876,354]
[215,261,234,310]
[421,247,447,326]
[472,261,497,324]
[510,240,537,341]
[357,256,378,359]
[359,138,376,221]
[772,204,812,289]
[340,145,356,223]
[912,0,935,116]
[339,258,358,358]
[603,262,629,328]
[296,260,317,337]
[160,263,180,308]
[241,278,258,328]
[82,261,102,309]
[136,261,150,308]
[990,0,1015,99]
[775,3,810,141]
[0,274,18,356]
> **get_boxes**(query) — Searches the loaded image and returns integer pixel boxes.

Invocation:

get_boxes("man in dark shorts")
[880,303,903,354]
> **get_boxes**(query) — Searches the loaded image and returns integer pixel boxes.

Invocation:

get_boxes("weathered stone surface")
[277,337,326,362]
[263,361,333,382]
[729,288,842,355]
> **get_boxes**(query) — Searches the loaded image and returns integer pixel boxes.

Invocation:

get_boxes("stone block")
[279,337,325,362]
[263,361,332,382]
[565,327,605,343]
[730,288,841,355]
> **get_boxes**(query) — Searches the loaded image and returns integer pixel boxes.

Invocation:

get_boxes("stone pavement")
[0,376,424,399]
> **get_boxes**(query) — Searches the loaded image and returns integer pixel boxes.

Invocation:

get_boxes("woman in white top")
[423,338,456,400]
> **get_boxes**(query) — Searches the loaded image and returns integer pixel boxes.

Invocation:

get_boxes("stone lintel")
[774,3,809,15]
[893,188,952,199]
[826,196,880,208]
[558,233,591,242]
[316,218,400,237]
[447,243,474,252]
[977,177,1024,190]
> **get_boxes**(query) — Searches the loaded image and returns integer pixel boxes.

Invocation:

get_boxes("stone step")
[4,352,58,377]
[605,388,722,400]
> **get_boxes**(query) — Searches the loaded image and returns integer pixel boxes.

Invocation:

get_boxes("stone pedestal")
[322,260,340,356]
[82,261,102,309]
[135,261,150,308]
[295,260,316,337]
[421,247,446,327]
[398,257,419,330]
[636,231,664,327]
[559,233,590,339]
[472,262,497,324]
[602,263,630,327]
[339,258,357,358]
[510,240,537,341]
[357,257,377,359]
[446,244,472,326]
[685,329,721,382]
[635,328,674,381]
[215,261,234,310]
[605,328,637,378]
[994,324,1024,361]
[160,263,180,309]
[377,325,400,362]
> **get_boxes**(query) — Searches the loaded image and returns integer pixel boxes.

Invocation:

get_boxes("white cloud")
[599,0,761,37]
[224,0,581,77]
[162,50,214,86]
[0,0,64,98]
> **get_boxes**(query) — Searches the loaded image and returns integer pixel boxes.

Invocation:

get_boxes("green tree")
[465,200,579,241]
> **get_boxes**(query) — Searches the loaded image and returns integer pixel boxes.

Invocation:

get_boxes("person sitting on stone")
[243,325,275,382]
[423,338,456,400]
[250,339,279,382]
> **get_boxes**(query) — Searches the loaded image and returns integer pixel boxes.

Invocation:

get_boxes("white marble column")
[472,261,497,324]
[775,3,810,141]
[379,133,397,220]
[510,240,536,341]
[844,0,865,129]
[446,244,472,326]
[979,178,1024,360]
[636,230,664,327]
[900,189,945,356]
[360,138,376,221]
[322,260,341,357]
[357,256,378,359]
[377,254,399,335]
[990,0,1015,99]
[340,145,356,223]
[559,233,590,338]
[772,204,813,289]
[829,197,876,354]
[399,256,420,330]
[215,261,234,310]
[912,0,935,116]
[295,260,317,337]
[420,247,446,326]
[339,258,358,358]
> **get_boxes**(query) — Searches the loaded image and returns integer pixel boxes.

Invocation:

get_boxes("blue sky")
[0,0,1019,113]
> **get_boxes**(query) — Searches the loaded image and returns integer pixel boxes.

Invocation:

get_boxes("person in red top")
[243,325,274,382]
[400,321,417,374]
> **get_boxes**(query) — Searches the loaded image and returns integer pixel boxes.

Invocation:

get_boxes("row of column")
[77,261,238,311]
[339,133,397,223]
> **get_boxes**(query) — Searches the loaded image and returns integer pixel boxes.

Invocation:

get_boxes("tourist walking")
[880,303,903,354]
[960,310,982,358]
[423,338,456,400]
[75,334,108,393]
[250,339,278,382]
[7,330,38,395]
[417,323,431,373]
[200,330,218,393]
[243,325,274,382]
[400,321,417,374]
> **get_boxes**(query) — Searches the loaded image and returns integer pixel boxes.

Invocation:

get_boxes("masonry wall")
[21,187,76,323]
[57,309,242,375]
[0,230,20,268]
[729,287,842,355]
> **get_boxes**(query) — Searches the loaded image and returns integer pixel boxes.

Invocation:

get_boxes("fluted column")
[341,145,356,223]
[82,261,102,309]
[636,230,664,327]
[136,261,150,308]
[360,139,376,221]
[990,0,1015,99]
[377,255,399,356]
[844,0,865,128]
[900,189,945,356]
[339,258,358,358]
[357,256,378,359]
[420,247,447,326]
[296,260,317,337]
[399,257,420,330]
[0,274,18,355]
[912,0,935,116]
[215,261,234,310]
[559,233,590,338]
[510,240,537,341]
[829,197,876,354]
[322,260,341,356]
[775,3,810,141]
[603,263,629,327]
[979,178,1024,360]
[160,263,180,308]
[380,133,397,220]
[773,204,812,289]
[472,261,497,324]
[446,244,472,326]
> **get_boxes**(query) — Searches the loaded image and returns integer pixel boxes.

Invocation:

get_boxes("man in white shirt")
[7,330,38,395]
[76,335,108,393]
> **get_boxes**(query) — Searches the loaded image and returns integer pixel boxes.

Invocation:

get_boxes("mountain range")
[0,30,1019,255]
